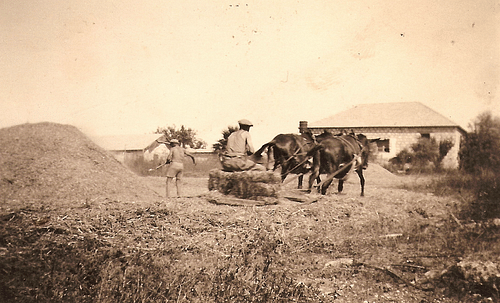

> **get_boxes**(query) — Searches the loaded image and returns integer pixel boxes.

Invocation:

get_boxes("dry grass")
[208,169,281,200]
[1,122,498,302]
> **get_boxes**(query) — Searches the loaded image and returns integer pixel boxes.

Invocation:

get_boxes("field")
[1,123,498,302]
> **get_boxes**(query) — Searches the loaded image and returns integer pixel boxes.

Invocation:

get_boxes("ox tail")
[254,141,276,171]
[254,141,275,157]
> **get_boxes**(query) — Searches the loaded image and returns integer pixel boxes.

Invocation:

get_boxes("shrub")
[459,111,500,174]
[461,171,500,220]
[390,148,412,167]
[389,137,455,174]
[455,112,500,220]
[386,148,412,173]
[423,170,500,221]
[410,137,439,170]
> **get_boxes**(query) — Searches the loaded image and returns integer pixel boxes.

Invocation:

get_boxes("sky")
[1,0,499,148]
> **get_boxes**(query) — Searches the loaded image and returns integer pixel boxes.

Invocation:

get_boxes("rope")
[313,136,366,189]
[314,155,359,189]
[271,135,366,186]
[273,138,315,177]
[282,173,305,185]
[336,135,362,154]
[281,153,313,177]
[283,147,302,165]
[281,137,315,166]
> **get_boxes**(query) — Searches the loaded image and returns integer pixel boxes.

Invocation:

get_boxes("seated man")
[221,119,266,172]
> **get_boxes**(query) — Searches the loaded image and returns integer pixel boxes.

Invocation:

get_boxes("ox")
[254,132,316,189]
[307,133,372,196]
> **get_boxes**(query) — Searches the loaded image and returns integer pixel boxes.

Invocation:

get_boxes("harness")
[336,135,363,155]
[281,135,366,186]
[314,138,367,188]
[271,136,315,177]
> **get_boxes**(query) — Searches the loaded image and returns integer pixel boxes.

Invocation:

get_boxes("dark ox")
[307,132,373,196]
[254,132,316,188]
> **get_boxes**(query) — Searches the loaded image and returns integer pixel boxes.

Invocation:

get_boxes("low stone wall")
[208,169,281,200]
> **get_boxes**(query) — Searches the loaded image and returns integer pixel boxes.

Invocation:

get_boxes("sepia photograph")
[1,1,499,302]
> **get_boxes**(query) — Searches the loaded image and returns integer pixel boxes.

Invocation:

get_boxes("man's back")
[169,146,186,163]
[226,129,254,156]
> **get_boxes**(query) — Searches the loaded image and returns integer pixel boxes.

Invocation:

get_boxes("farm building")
[299,102,467,169]
[91,134,165,163]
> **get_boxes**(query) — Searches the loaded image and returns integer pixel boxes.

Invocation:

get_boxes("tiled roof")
[310,102,460,128]
[90,134,163,151]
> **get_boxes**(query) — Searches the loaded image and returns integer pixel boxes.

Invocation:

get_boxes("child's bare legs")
[166,177,182,197]
[166,177,174,198]
[175,178,182,197]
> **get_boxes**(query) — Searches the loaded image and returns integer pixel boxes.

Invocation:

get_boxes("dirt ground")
[1,122,496,302]
[137,171,465,302]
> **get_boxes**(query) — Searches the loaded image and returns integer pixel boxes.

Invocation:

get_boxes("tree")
[459,111,500,174]
[458,111,500,220]
[410,137,439,169]
[155,125,206,149]
[212,125,238,152]
[391,137,454,172]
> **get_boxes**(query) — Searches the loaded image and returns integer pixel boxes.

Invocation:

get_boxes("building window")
[377,139,390,153]
[421,133,430,139]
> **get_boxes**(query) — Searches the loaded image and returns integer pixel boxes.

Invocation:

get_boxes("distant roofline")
[91,134,163,151]
[306,124,467,135]
[308,102,466,133]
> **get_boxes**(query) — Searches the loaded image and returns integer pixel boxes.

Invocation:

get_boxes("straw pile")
[208,169,281,200]
[0,122,161,209]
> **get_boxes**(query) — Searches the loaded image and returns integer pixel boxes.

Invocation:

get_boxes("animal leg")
[319,173,335,195]
[337,179,344,194]
[321,178,333,195]
[356,169,365,196]
[308,169,320,193]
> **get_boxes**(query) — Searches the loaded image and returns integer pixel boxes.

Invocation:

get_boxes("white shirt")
[226,129,254,156]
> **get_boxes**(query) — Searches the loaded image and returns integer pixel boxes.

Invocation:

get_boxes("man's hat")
[238,119,253,126]
[169,139,180,144]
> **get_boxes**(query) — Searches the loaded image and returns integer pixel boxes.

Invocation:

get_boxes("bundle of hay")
[208,169,281,201]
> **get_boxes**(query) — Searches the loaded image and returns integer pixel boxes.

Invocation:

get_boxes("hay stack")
[0,122,161,208]
[208,169,281,200]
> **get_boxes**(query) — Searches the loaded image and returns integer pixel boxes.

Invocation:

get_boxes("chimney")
[299,121,308,133]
